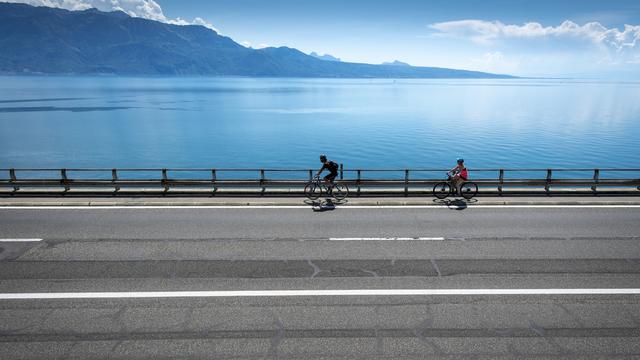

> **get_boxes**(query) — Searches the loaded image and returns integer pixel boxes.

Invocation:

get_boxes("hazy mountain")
[382,60,411,66]
[310,52,341,62]
[0,3,515,78]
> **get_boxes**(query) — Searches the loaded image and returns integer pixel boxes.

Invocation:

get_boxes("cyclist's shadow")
[304,198,347,212]
[432,198,477,210]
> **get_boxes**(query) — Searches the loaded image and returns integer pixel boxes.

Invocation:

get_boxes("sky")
[7,0,640,78]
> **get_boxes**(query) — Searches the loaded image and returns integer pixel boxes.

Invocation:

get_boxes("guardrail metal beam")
[1,168,639,196]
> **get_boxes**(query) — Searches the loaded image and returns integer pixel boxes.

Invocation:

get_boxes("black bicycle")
[305,175,349,201]
[433,174,478,200]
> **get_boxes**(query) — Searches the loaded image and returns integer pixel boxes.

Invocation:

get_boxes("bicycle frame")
[305,175,349,201]
[312,176,336,192]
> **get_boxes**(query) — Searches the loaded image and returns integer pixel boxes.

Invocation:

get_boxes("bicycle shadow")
[432,198,477,210]
[304,198,348,212]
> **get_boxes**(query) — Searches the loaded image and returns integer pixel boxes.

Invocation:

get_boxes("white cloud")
[237,41,268,49]
[430,19,640,73]
[5,0,220,33]
[430,19,640,51]
[191,17,218,33]
[166,16,219,33]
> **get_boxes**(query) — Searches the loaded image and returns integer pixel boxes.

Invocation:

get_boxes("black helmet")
[320,154,327,162]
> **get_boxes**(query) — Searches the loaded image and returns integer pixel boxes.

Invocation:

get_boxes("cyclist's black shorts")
[324,173,337,182]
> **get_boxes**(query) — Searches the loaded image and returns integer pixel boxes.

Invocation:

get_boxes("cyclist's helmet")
[456,157,464,164]
[320,154,327,162]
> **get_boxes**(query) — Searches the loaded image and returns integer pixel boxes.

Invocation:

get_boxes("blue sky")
[10,0,640,77]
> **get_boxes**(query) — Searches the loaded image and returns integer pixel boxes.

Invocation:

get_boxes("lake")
[1,76,639,178]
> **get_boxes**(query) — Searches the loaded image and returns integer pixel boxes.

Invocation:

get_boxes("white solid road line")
[0,238,43,242]
[330,237,445,241]
[1,288,640,300]
[1,205,640,210]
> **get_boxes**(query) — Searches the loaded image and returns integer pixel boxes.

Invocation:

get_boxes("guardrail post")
[340,163,343,180]
[162,169,169,193]
[211,169,217,194]
[545,169,552,194]
[61,168,69,192]
[591,169,599,193]
[498,169,504,196]
[111,169,120,192]
[308,170,313,181]
[357,170,361,196]
[404,169,409,197]
[260,169,265,195]
[9,168,19,192]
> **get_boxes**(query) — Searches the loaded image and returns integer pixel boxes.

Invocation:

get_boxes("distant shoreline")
[5,75,638,83]
[0,72,520,79]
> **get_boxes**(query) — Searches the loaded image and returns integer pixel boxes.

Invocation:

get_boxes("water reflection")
[0,77,638,170]
[0,106,134,113]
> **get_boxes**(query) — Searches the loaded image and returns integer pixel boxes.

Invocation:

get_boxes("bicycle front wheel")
[433,182,451,199]
[460,182,478,199]
[304,182,322,200]
[331,183,349,200]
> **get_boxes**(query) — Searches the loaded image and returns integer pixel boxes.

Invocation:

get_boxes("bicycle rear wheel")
[460,182,478,199]
[433,182,451,199]
[331,183,349,201]
[304,182,322,200]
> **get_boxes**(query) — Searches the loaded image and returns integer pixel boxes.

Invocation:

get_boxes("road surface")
[1,205,639,359]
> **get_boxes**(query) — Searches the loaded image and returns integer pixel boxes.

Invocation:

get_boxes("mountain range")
[0,3,514,78]
[382,60,411,67]
[310,52,341,62]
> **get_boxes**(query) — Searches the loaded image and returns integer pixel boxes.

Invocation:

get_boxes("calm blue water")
[1,76,639,177]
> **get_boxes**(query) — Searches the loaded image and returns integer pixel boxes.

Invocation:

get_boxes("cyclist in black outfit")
[316,154,339,187]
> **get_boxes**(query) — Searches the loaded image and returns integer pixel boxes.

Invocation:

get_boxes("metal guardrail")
[1,167,640,196]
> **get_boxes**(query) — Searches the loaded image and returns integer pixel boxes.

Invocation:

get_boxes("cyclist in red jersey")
[449,158,468,194]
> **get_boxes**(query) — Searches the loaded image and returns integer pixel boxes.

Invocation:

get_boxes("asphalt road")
[1,206,640,359]
[0,206,639,239]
